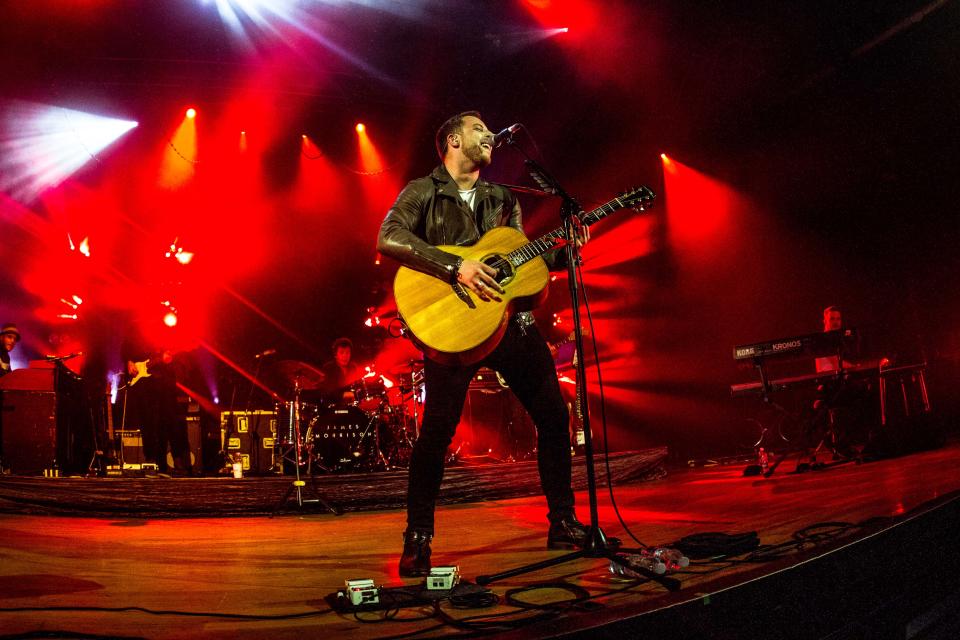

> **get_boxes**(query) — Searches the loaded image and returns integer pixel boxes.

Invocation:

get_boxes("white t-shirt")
[458,187,477,212]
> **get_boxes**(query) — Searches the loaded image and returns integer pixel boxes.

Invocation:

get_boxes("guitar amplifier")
[460,387,535,460]
[116,429,146,465]
[162,416,202,473]
[220,410,277,474]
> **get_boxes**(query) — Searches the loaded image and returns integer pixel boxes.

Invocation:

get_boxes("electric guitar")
[128,359,153,387]
[393,186,655,365]
[126,349,177,387]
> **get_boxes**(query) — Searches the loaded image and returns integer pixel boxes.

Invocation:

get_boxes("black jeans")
[406,319,575,533]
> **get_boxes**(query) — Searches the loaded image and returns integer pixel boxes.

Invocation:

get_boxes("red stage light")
[185,108,197,119]
[163,311,178,327]
[355,123,366,134]
[660,153,669,161]
[663,156,737,244]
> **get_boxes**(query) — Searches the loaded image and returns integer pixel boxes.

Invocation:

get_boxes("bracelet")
[450,256,464,283]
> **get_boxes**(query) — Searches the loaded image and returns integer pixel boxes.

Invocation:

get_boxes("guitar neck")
[507,197,629,267]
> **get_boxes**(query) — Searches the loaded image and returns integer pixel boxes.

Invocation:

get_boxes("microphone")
[493,123,521,148]
[254,348,277,359]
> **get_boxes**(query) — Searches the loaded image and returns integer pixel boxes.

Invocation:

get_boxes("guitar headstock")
[618,185,657,211]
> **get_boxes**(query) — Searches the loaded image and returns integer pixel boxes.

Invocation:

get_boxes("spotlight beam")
[199,339,283,402]
[220,284,323,357]
[0,100,137,203]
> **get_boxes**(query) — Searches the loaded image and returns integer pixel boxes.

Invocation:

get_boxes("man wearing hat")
[1,323,20,378]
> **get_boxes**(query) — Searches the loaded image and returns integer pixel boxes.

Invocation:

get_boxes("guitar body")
[128,360,152,387]
[392,185,656,366]
[394,226,550,365]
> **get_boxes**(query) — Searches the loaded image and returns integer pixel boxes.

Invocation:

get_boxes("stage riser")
[0,449,666,517]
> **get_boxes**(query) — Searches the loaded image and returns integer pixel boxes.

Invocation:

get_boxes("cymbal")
[389,359,425,376]
[271,360,326,390]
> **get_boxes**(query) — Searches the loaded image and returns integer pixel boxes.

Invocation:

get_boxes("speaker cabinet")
[220,410,276,474]
[1,390,58,475]
[165,416,202,473]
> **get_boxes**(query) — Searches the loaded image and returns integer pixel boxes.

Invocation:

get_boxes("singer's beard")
[464,143,491,169]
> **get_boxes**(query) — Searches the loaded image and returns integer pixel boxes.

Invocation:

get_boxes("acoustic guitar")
[393,186,655,364]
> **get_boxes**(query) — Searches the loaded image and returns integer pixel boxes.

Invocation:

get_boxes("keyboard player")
[812,306,871,455]
[815,306,857,373]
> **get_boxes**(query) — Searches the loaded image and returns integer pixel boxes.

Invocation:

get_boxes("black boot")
[399,530,432,577]
[547,514,622,550]
[547,514,590,550]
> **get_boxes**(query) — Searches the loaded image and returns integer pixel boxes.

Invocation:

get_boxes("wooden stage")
[1,442,959,639]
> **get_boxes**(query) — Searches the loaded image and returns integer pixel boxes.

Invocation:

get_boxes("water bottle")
[609,553,666,578]
[759,447,769,474]
[652,547,689,572]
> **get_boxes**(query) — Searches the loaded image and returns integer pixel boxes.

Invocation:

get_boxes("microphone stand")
[476,145,677,591]
[243,352,266,473]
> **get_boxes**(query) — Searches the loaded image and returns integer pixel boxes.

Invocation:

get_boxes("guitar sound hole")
[482,255,514,286]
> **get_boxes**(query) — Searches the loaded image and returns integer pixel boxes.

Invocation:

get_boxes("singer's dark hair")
[435,111,482,159]
[332,337,353,353]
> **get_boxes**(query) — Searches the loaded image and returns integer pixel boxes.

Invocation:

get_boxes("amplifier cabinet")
[1,390,58,475]
[220,410,276,474]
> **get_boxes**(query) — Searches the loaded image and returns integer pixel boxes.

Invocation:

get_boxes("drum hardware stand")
[410,368,424,440]
[346,404,391,471]
[273,376,341,516]
[476,152,677,592]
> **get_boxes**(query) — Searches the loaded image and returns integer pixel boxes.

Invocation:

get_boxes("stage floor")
[1,442,959,639]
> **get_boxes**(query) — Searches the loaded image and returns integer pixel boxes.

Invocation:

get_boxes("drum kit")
[269,358,425,474]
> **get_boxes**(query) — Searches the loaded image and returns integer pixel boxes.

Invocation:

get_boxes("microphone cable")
[576,257,650,549]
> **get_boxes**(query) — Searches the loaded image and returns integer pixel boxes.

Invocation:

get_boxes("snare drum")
[352,375,387,412]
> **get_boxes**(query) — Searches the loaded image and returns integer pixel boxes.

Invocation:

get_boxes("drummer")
[320,337,362,405]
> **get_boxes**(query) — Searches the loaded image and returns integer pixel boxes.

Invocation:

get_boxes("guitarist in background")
[121,335,189,474]
[378,111,591,577]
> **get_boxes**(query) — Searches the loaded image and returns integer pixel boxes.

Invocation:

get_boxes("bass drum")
[306,405,376,471]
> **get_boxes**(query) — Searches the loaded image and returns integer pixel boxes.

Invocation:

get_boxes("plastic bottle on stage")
[652,547,690,572]
[759,447,770,474]
[609,554,666,578]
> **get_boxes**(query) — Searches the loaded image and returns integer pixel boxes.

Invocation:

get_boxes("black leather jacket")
[377,164,563,281]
